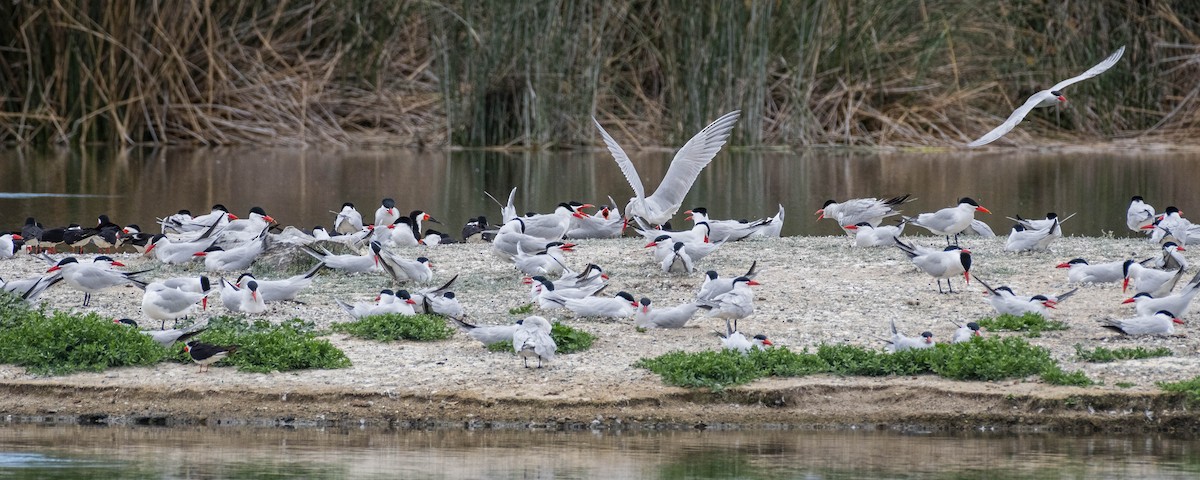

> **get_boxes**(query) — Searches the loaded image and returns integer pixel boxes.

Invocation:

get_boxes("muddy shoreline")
[2,377,1196,434]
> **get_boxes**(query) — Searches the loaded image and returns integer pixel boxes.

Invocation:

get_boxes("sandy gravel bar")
[1,233,1197,432]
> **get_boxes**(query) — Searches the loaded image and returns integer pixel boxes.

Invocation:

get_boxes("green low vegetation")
[507,304,534,315]
[1075,345,1174,363]
[487,322,596,354]
[332,313,455,342]
[175,317,351,373]
[977,313,1068,337]
[1158,377,1200,403]
[0,293,165,375]
[636,337,1093,390]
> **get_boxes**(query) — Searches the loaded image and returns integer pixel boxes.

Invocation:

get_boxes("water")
[1,425,1199,479]
[2,147,1198,239]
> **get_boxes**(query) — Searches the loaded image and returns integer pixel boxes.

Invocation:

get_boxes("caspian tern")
[593,110,741,226]
[160,205,232,235]
[332,202,365,235]
[1122,271,1200,318]
[219,278,267,314]
[695,261,759,303]
[974,275,1056,317]
[703,276,758,322]
[817,195,913,235]
[0,272,63,303]
[0,233,21,259]
[146,221,222,265]
[1127,196,1156,234]
[845,221,906,248]
[512,241,573,276]
[1145,207,1197,245]
[483,188,519,225]
[301,241,382,274]
[718,318,772,354]
[513,315,556,368]
[1123,260,1183,297]
[235,262,326,303]
[528,278,605,310]
[888,319,935,352]
[184,341,238,373]
[1100,310,1183,336]
[661,242,697,274]
[47,257,148,306]
[449,317,522,346]
[114,318,206,348]
[418,291,464,318]
[906,198,992,245]
[547,263,608,291]
[1157,242,1187,271]
[374,198,399,226]
[1004,218,1059,253]
[968,45,1126,147]
[377,251,435,284]
[219,207,275,237]
[566,198,625,240]
[336,289,417,318]
[498,203,578,241]
[195,229,268,272]
[894,238,972,293]
[562,291,638,319]
[950,321,982,344]
[749,204,786,238]
[141,283,211,329]
[685,208,763,242]
[634,297,706,329]
[1057,258,1137,284]
[645,235,722,266]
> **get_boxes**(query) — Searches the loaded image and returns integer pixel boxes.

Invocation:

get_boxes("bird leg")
[523,357,529,368]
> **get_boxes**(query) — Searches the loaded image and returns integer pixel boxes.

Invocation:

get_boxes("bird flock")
[0,44,1176,375]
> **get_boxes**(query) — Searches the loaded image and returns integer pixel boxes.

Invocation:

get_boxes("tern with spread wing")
[968,45,1125,146]
[593,110,741,225]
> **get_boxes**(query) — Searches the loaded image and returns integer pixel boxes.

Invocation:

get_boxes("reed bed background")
[1,0,1197,148]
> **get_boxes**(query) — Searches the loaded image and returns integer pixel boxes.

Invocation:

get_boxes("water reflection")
[0,425,1198,479]
[1,147,1198,238]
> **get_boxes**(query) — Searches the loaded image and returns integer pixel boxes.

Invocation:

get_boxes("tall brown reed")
[1,1,1197,147]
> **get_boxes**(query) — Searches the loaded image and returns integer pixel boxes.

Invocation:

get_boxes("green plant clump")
[1157,376,1200,403]
[1075,344,1174,363]
[486,322,596,354]
[977,313,1069,336]
[332,313,455,342]
[636,337,1091,390]
[179,317,350,373]
[0,299,165,375]
[1040,367,1096,387]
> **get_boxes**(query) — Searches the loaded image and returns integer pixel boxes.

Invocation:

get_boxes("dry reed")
[0,1,1197,148]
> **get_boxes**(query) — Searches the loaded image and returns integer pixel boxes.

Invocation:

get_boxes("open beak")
[814,209,825,219]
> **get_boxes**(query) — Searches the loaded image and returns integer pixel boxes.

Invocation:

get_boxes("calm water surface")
[1,425,1199,479]
[1,147,1198,238]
